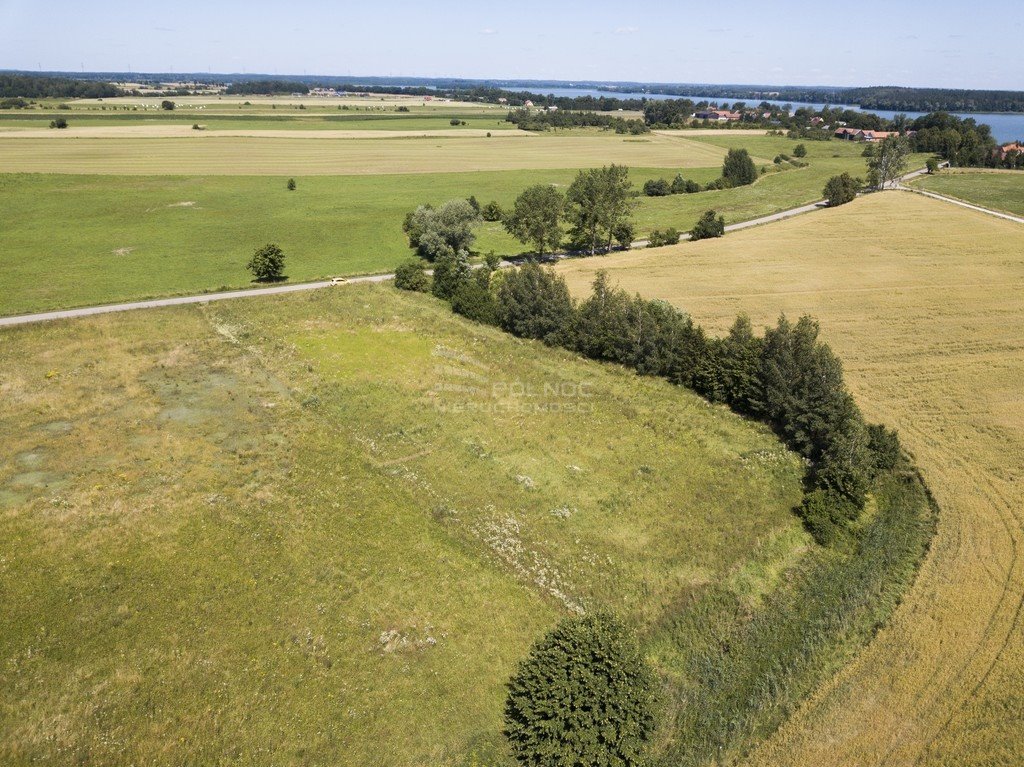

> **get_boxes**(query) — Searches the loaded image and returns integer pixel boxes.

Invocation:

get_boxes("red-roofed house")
[695,109,741,122]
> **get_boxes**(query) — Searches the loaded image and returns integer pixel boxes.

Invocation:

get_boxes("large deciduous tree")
[503,184,564,255]
[564,165,635,255]
[721,148,759,187]
[866,135,910,189]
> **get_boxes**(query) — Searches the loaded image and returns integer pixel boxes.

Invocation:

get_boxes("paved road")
[0,165,953,329]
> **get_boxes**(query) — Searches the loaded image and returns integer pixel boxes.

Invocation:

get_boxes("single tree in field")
[247,243,286,282]
[565,165,635,255]
[793,143,807,158]
[503,185,564,255]
[925,158,939,174]
[161,100,175,111]
[823,173,861,207]
[403,199,480,261]
[504,612,658,767]
[721,147,758,187]
[49,117,68,129]
[690,210,726,240]
[866,135,910,189]
[287,178,296,191]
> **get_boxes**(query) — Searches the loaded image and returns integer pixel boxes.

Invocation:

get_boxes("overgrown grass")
[0,285,806,765]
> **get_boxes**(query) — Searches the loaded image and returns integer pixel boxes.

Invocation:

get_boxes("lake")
[504,86,1024,143]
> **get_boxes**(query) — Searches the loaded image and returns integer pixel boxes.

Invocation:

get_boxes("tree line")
[224,80,310,95]
[505,107,649,134]
[0,73,119,99]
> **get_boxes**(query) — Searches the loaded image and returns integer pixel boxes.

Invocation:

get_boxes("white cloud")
[480,28,496,35]
[614,26,639,35]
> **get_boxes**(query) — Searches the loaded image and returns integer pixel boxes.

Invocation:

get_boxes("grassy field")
[1,130,924,317]
[911,169,1024,216]
[0,284,810,765]
[555,191,1024,765]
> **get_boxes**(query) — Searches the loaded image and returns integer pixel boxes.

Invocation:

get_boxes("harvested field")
[556,191,1024,765]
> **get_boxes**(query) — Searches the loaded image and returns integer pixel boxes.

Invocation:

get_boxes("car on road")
[329,277,348,286]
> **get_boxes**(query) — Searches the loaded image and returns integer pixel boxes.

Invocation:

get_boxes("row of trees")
[0,73,119,99]
[505,108,649,134]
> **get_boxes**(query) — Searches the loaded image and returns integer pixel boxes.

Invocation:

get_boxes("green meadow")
[1,284,808,765]
[911,169,1024,216]
[0,128,928,316]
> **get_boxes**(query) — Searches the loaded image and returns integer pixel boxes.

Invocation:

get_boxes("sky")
[2,0,1021,90]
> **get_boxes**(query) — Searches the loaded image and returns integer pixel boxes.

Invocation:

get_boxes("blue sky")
[2,0,1020,89]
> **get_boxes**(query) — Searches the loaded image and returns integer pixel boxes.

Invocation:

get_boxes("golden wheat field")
[0,132,733,175]
[556,191,1024,766]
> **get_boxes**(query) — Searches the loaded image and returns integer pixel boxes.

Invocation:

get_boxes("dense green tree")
[48,117,68,129]
[721,148,758,187]
[866,135,910,189]
[160,100,175,111]
[823,173,861,206]
[430,248,471,300]
[404,199,480,260]
[690,210,725,240]
[466,195,481,213]
[504,613,658,767]
[286,178,296,191]
[246,243,286,282]
[393,259,430,292]
[925,158,939,174]
[564,165,635,255]
[481,200,504,221]
[496,262,574,344]
[715,314,763,413]
[450,268,499,325]
[503,185,564,255]
[793,143,807,158]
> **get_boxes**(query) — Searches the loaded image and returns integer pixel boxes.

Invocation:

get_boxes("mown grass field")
[0,284,811,765]
[556,191,1024,765]
[911,169,1024,216]
[0,131,732,175]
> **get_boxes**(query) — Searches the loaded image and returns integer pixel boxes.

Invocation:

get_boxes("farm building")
[695,109,741,121]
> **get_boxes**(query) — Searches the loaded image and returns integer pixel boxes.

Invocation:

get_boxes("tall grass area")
[654,468,935,765]
[0,285,807,765]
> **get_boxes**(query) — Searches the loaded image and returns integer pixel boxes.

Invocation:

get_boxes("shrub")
[704,177,728,191]
[394,259,430,292]
[642,178,672,197]
[798,489,859,548]
[466,195,481,213]
[449,118,461,126]
[823,173,860,207]
[926,158,939,174]
[690,210,725,240]
[247,243,285,282]
[648,227,681,247]
[160,100,175,111]
[287,178,296,191]
[867,423,902,473]
[504,613,658,767]
[481,200,503,221]
[451,270,499,325]
[670,174,700,194]
[404,199,480,260]
[722,147,758,186]
[49,117,68,129]
[396,105,410,112]
[793,143,807,158]
[192,123,202,130]
[431,249,472,300]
